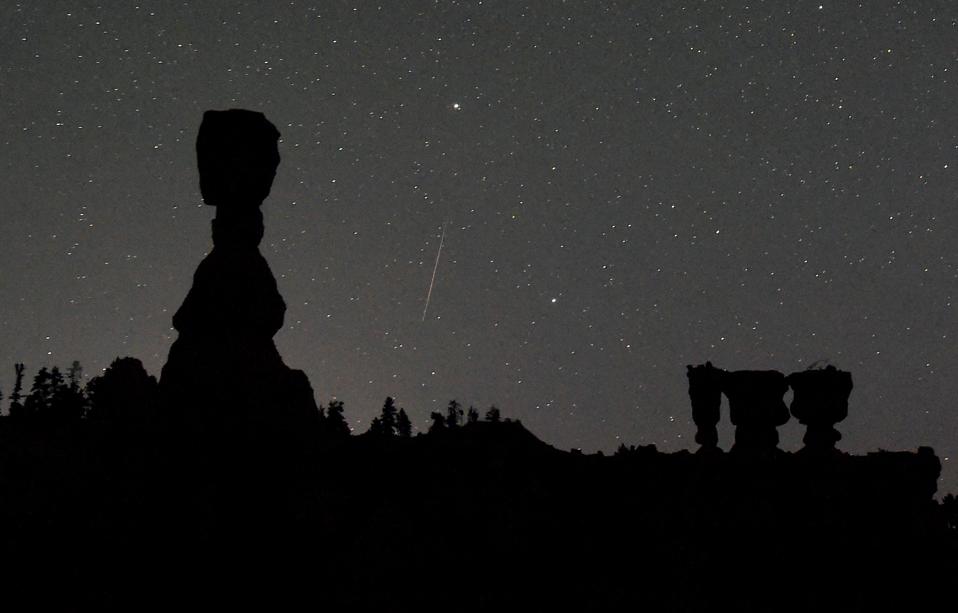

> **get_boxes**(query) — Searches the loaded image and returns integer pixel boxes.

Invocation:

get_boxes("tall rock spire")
[160,109,317,431]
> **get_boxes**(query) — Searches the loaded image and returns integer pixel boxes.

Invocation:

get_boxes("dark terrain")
[0,404,952,611]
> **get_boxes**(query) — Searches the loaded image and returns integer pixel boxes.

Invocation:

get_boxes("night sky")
[2,2,956,491]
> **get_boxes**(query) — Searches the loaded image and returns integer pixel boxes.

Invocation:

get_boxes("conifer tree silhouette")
[8,363,26,418]
[67,361,82,392]
[23,366,54,417]
[943,493,958,533]
[52,362,87,422]
[322,399,350,437]
[368,396,400,437]
[381,396,398,434]
[396,408,412,438]
[428,411,446,434]
[445,399,463,428]
[466,406,479,424]
[485,405,501,423]
[19,364,80,422]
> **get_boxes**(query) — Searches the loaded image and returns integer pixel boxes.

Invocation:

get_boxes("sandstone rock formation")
[722,370,790,453]
[787,366,853,452]
[686,361,725,451]
[160,109,317,431]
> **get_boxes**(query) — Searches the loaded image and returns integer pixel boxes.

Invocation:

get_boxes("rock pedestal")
[160,109,317,431]
[723,370,790,453]
[787,366,853,452]
[687,362,725,451]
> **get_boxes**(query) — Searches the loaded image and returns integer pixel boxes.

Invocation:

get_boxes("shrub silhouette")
[86,357,158,425]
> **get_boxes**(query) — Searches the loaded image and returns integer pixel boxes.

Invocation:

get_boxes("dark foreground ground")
[0,418,953,612]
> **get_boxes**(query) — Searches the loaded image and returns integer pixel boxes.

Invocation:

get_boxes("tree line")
[0,358,510,437]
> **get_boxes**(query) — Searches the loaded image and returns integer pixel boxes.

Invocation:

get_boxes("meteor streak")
[421,223,447,321]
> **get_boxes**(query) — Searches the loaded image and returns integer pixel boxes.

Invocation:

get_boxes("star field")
[1,2,956,490]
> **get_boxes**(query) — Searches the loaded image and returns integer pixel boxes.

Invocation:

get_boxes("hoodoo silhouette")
[788,365,853,452]
[724,369,791,453]
[685,362,855,454]
[159,109,317,429]
[686,361,724,452]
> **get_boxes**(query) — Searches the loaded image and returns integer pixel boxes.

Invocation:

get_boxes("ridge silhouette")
[0,111,954,611]
[0,357,952,611]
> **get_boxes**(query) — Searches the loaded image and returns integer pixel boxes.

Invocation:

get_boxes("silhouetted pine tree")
[23,366,55,418]
[323,399,350,437]
[466,406,479,424]
[18,364,80,422]
[445,399,463,428]
[8,363,26,419]
[67,361,82,392]
[943,494,958,532]
[367,396,400,437]
[485,405,501,423]
[428,411,446,434]
[50,360,87,421]
[396,408,412,438]
[381,396,398,434]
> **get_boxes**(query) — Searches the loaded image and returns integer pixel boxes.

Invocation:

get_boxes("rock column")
[160,109,317,431]
[723,370,790,454]
[687,362,726,451]
[787,366,853,453]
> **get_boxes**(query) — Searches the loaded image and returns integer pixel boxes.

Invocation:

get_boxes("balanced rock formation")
[686,361,725,451]
[160,109,317,431]
[787,365,853,452]
[723,370,790,453]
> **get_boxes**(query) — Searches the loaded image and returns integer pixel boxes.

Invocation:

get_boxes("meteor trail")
[421,223,447,322]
